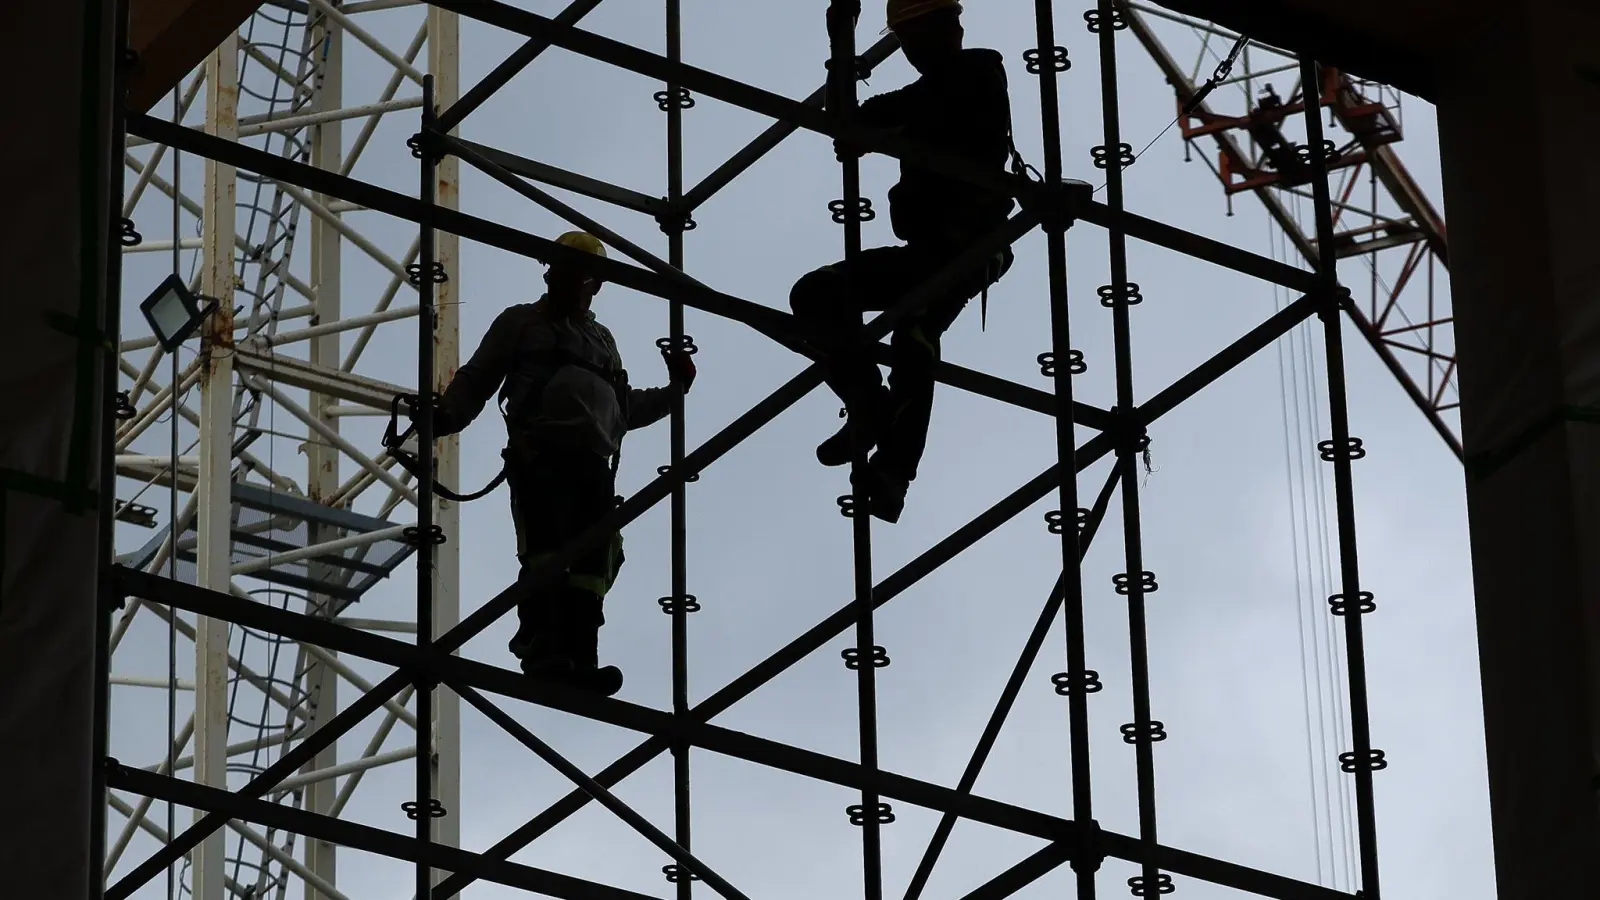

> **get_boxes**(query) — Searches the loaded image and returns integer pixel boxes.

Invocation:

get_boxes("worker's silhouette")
[791,0,1016,523]
[423,232,695,695]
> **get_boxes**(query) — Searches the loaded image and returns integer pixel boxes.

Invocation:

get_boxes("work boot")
[515,590,575,676]
[817,388,890,467]
[555,627,624,696]
[860,457,910,525]
[510,595,559,666]
[508,625,534,660]
[523,588,623,696]
[519,629,577,679]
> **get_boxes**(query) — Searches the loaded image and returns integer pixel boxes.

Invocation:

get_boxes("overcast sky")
[110,2,1492,899]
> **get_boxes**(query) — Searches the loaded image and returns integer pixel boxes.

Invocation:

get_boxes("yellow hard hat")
[553,230,607,260]
[885,0,961,30]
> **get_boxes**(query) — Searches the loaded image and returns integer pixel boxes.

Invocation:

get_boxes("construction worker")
[791,0,1016,523]
[424,231,696,695]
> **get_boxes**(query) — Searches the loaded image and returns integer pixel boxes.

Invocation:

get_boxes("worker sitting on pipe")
[417,232,696,696]
[790,0,1017,523]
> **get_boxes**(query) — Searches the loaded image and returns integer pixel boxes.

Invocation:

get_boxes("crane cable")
[1091,33,1249,195]
[1272,197,1365,889]
[1271,215,1327,886]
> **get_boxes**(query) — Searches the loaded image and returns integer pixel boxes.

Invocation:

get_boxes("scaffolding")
[98,1,1431,898]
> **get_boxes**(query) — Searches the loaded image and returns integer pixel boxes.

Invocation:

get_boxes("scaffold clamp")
[658,594,702,615]
[842,646,890,670]
[1120,721,1168,744]
[663,864,701,883]
[1024,46,1071,74]
[1297,140,1342,166]
[406,128,445,161]
[655,209,698,234]
[846,802,895,825]
[1072,818,1106,874]
[1318,437,1367,462]
[1328,591,1377,617]
[824,55,874,82]
[1128,873,1176,896]
[1052,670,1103,696]
[1037,350,1088,378]
[402,799,448,820]
[1339,749,1388,773]
[829,197,876,224]
[654,86,695,111]
[1092,143,1137,171]
[1084,8,1129,33]
[1097,282,1144,308]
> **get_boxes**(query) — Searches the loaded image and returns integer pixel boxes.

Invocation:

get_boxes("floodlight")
[138,273,214,352]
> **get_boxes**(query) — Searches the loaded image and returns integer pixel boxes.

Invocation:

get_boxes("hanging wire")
[1292,194,1346,891]
[1270,215,1326,885]
[1090,116,1180,195]
[1298,251,1337,887]
[1312,213,1360,894]
[166,77,182,900]
[1286,184,1361,891]
[1275,190,1344,887]
[1297,267,1358,890]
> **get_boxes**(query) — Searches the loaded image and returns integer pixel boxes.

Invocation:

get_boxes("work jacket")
[435,299,675,458]
[859,47,1017,246]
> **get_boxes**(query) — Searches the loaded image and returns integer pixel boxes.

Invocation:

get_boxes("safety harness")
[972,99,1038,332]
[500,347,631,477]
[966,56,1039,332]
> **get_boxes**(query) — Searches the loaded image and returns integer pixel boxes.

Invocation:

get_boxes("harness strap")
[520,347,627,391]
[383,394,508,503]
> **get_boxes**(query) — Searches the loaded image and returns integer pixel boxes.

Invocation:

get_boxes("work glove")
[826,0,860,32]
[400,392,455,436]
[662,347,697,395]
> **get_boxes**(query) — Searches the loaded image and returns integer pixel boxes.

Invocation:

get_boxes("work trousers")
[789,241,1012,482]
[503,439,623,641]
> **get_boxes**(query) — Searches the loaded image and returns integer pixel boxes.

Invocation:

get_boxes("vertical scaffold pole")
[413,72,440,900]
[828,9,884,900]
[1093,1,1166,895]
[1030,1,1098,895]
[1298,55,1383,900]
[426,7,462,890]
[663,2,696,898]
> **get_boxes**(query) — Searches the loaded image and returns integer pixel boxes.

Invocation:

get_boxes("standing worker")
[790,0,1018,523]
[423,231,696,695]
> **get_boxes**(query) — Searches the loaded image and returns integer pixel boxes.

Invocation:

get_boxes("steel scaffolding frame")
[98,1,1403,898]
